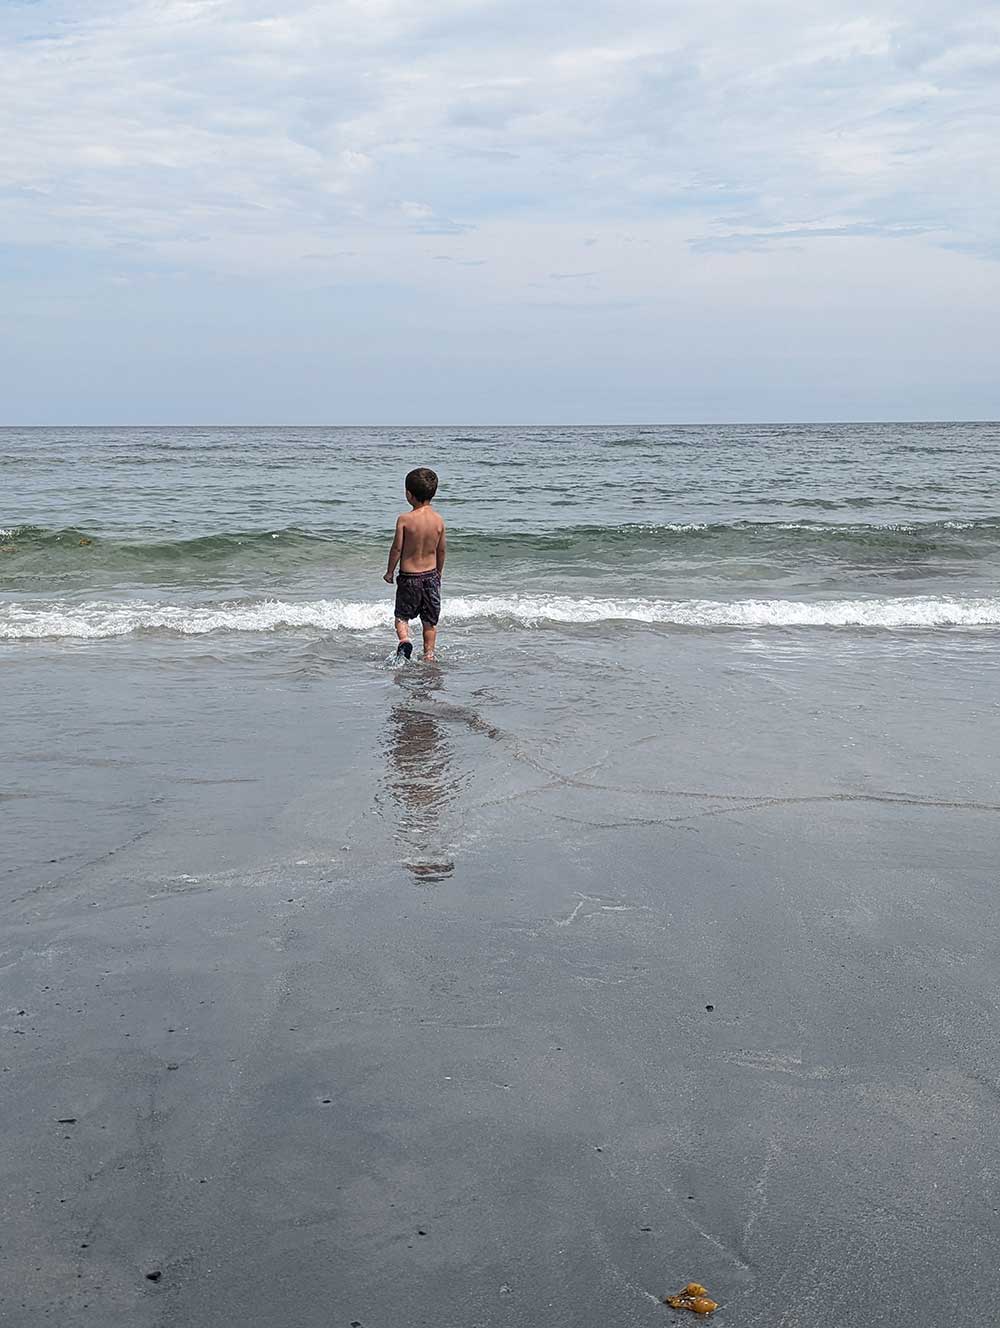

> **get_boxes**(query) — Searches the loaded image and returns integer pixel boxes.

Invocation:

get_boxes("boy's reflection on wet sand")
[383,667,458,882]
[382,665,503,883]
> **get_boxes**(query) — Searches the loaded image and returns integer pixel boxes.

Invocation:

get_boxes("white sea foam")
[3,594,1000,640]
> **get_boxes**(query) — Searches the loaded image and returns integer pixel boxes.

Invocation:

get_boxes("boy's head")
[405,467,438,504]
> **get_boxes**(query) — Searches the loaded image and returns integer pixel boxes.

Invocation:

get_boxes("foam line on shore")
[4,594,1000,640]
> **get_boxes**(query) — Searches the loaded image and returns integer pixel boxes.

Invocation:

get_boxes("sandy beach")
[4,620,999,1327]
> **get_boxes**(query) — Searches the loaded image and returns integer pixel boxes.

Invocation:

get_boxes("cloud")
[1,0,999,421]
[690,220,935,253]
[1,0,997,279]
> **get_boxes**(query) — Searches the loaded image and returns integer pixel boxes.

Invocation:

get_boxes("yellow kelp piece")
[664,1282,718,1314]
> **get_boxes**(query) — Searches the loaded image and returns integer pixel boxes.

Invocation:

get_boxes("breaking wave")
[4,594,1000,640]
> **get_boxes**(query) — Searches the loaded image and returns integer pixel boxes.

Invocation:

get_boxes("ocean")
[4,424,1000,1327]
[4,423,1000,642]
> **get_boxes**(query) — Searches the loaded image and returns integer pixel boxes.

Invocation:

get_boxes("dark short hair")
[406,467,438,502]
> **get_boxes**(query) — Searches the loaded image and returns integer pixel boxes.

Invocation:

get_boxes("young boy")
[384,467,446,661]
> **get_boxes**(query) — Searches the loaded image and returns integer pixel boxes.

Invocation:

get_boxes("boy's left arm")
[384,516,404,583]
[436,522,447,577]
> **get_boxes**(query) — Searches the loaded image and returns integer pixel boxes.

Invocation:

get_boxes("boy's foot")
[396,641,413,660]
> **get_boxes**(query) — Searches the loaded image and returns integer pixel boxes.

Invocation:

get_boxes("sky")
[3,0,999,423]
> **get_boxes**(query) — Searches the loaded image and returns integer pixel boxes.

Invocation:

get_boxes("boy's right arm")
[384,515,404,583]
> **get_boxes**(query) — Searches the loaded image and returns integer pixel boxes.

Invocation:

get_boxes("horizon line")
[3,418,999,430]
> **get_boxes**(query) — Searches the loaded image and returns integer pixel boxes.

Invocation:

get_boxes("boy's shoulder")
[399,505,443,523]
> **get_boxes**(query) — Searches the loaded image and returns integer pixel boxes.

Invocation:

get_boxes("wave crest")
[3,518,1000,571]
[3,594,1000,640]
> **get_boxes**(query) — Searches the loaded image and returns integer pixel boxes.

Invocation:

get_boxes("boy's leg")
[394,578,416,656]
[395,618,413,660]
[421,574,441,660]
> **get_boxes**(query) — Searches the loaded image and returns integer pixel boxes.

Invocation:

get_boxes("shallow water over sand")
[3,426,1000,1326]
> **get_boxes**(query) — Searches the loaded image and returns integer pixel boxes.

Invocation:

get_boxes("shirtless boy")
[383,467,446,661]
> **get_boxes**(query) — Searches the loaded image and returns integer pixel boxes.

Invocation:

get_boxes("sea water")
[4,423,1000,642]
[4,423,999,886]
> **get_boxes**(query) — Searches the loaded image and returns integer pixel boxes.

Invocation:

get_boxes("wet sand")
[3,637,1000,1326]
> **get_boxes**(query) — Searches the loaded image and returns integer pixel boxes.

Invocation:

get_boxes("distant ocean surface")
[3,423,1000,643]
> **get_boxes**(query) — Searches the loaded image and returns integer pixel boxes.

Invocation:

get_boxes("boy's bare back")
[397,505,445,574]
[384,466,446,661]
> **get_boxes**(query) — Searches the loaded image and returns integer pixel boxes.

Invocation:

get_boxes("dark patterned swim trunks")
[394,569,441,625]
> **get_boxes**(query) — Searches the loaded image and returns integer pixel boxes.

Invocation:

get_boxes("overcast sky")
[3,0,999,423]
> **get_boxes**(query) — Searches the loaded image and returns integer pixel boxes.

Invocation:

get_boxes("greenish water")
[3,423,1000,639]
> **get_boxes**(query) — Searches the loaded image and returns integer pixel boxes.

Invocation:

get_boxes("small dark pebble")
[81,1244,89,1249]
[167,1063,179,1071]
[594,1146,603,1152]
[417,1229,427,1236]
[705,1004,715,1012]
[57,1118,77,1125]
[145,1271,162,1282]
[640,1226,652,1232]
[351,1321,363,1326]
[321,1098,332,1104]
